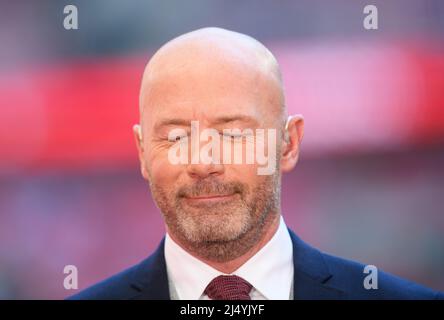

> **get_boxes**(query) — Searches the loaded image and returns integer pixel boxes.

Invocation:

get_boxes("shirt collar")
[164,216,294,300]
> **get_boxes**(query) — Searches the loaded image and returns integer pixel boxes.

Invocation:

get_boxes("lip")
[183,193,236,203]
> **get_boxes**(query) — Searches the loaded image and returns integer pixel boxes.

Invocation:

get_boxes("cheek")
[226,163,260,187]
[148,150,182,188]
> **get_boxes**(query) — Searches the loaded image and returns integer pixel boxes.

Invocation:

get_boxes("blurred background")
[0,0,443,299]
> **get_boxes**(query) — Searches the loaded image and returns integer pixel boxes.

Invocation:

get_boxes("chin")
[179,213,252,243]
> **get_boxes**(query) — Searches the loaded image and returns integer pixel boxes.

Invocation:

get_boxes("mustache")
[177,179,246,198]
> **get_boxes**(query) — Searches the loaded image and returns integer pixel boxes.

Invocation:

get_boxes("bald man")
[70,28,443,300]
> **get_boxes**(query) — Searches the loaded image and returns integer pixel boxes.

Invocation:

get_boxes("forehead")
[141,61,280,129]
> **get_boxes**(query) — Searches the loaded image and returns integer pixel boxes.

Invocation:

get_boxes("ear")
[132,124,150,181]
[280,114,304,173]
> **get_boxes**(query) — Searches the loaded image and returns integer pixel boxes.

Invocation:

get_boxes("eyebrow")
[212,115,259,126]
[154,118,191,131]
[154,114,259,131]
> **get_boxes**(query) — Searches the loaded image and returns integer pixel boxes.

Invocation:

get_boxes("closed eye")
[168,134,188,142]
[222,133,243,138]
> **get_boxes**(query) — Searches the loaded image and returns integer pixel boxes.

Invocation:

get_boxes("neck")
[168,213,281,274]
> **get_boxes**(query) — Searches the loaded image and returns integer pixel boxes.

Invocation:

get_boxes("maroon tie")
[204,275,253,300]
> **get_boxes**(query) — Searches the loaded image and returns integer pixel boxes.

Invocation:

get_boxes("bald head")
[138,27,287,130]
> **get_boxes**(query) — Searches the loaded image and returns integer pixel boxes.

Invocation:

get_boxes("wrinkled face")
[137,47,286,260]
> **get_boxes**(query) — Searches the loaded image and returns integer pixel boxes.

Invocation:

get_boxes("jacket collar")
[288,229,345,299]
[128,238,171,300]
[129,229,345,300]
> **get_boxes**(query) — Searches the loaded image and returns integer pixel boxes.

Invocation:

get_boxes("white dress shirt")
[164,216,294,300]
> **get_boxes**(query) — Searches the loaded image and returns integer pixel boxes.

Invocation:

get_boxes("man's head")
[133,27,304,262]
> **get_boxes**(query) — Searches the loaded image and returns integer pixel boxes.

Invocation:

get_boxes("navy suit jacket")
[69,229,443,300]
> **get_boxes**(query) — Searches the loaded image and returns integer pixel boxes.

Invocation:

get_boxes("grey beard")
[150,171,282,262]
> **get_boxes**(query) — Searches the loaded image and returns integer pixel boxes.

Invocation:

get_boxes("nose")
[186,161,224,179]
[185,125,225,179]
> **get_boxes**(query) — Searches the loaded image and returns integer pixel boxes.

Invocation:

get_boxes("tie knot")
[204,275,253,300]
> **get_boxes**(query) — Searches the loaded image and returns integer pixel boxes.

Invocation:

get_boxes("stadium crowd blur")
[0,0,443,298]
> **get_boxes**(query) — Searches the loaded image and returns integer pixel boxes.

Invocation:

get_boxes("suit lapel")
[127,230,346,300]
[128,238,171,300]
[288,229,345,299]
